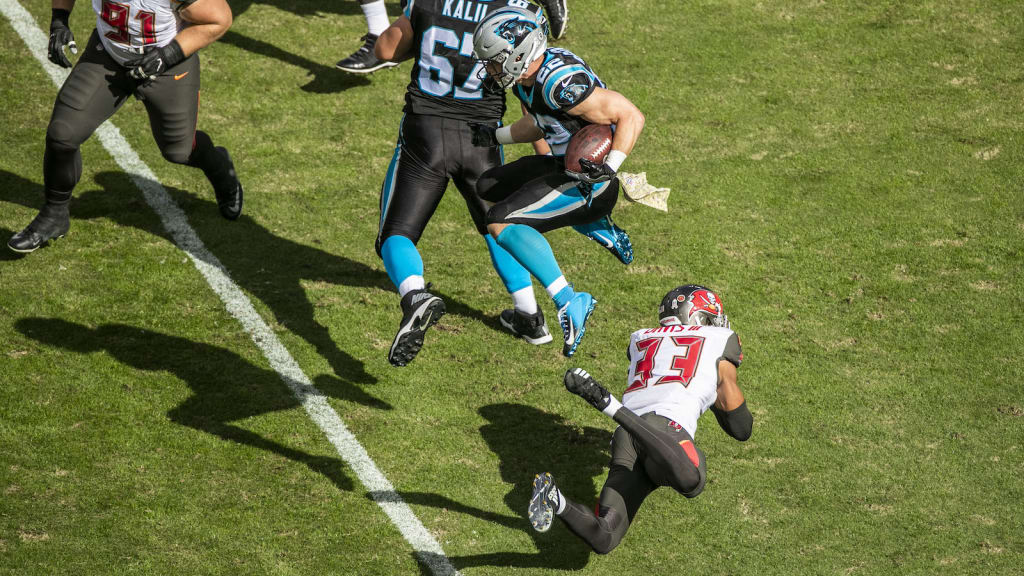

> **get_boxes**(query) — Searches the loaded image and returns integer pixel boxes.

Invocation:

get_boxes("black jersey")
[403,0,514,122]
[513,47,607,156]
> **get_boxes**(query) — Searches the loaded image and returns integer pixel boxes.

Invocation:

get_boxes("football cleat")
[580,215,633,265]
[539,0,568,39]
[528,472,559,533]
[388,287,446,367]
[7,205,70,254]
[499,308,553,345]
[563,368,612,412]
[556,291,596,358]
[335,34,399,74]
[212,147,243,220]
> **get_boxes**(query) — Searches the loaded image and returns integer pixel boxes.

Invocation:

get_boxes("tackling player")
[528,285,754,554]
[372,0,561,367]
[8,0,243,254]
[470,6,645,357]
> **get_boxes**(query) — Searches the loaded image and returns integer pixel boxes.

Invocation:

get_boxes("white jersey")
[92,0,194,65]
[622,324,743,439]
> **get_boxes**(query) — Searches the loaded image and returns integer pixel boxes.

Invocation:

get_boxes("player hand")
[569,158,616,184]
[48,10,77,68]
[126,40,185,84]
[469,123,499,148]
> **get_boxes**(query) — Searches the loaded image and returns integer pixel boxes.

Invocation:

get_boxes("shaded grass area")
[2,1,1023,575]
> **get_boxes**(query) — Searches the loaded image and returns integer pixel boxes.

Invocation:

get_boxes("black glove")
[126,40,186,84]
[48,9,77,68]
[566,158,616,184]
[468,122,499,148]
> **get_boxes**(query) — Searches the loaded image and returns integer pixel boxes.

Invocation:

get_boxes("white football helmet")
[472,6,548,90]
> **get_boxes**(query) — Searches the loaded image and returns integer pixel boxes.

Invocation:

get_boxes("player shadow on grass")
[384,403,612,572]
[219,30,373,94]
[15,317,357,492]
[0,169,386,406]
[230,0,404,18]
[1,170,501,394]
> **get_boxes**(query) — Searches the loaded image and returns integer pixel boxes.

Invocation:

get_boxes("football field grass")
[2,1,1022,574]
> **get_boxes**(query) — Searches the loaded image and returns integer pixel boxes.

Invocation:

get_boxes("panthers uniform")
[377,0,522,252]
[478,47,620,232]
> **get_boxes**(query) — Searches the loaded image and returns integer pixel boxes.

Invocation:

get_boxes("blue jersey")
[513,47,607,156]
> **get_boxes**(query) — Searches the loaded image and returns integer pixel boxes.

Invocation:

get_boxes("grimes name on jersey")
[443,0,490,23]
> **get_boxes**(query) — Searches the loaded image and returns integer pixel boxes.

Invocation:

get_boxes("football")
[564,124,614,173]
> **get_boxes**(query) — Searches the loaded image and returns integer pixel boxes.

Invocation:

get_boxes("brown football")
[564,124,614,173]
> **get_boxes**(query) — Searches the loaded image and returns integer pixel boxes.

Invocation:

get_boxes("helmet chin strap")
[518,37,547,81]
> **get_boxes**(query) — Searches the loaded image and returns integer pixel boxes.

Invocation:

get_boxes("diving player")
[528,285,753,554]
[470,6,645,357]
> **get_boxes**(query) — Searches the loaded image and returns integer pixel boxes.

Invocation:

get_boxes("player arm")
[523,103,552,155]
[375,16,415,62]
[493,113,545,145]
[176,0,233,57]
[566,87,645,158]
[712,360,753,441]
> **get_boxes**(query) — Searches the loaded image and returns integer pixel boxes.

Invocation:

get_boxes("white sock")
[512,286,538,315]
[361,0,390,36]
[544,276,568,299]
[602,396,623,418]
[397,275,425,298]
[554,487,567,515]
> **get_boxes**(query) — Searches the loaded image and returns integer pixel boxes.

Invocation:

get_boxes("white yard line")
[0,2,458,574]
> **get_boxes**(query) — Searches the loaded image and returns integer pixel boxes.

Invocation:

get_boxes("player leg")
[484,163,619,357]
[138,53,243,220]
[455,134,550,345]
[376,115,451,367]
[564,368,707,497]
[529,426,656,554]
[572,215,634,265]
[9,31,131,253]
[335,0,399,74]
[534,0,568,40]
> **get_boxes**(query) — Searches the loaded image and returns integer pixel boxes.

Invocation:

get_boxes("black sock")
[187,130,231,188]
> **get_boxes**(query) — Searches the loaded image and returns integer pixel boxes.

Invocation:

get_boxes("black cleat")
[213,147,243,220]
[500,308,553,345]
[336,34,400,74]
[563,368,611,412]
[539,0,568,39]
[388,287,446,367]
[8,205,70,254]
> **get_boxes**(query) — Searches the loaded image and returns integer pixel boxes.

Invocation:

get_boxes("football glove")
[468,123,499,148]
[48,9,77,68]
[126,40,186,84]
[566,158,616,184]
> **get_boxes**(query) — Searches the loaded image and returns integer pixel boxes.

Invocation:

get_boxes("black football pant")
[375,113,499,254]
[42,30,228,209]
[477,155,618,233]
[558,411,707,554]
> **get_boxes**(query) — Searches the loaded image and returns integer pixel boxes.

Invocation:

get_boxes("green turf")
[2,1,1022,574]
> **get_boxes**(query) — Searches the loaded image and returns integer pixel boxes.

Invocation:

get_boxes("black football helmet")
[658,284,730,328]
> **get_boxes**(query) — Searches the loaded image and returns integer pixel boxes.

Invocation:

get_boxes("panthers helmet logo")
[494,17,537,46]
